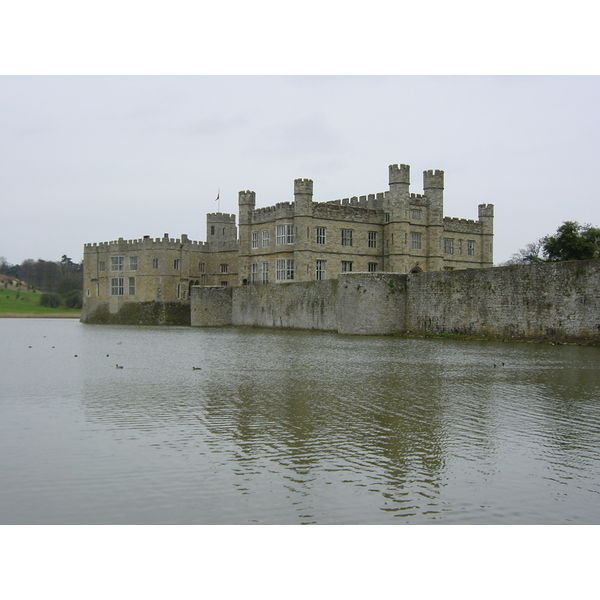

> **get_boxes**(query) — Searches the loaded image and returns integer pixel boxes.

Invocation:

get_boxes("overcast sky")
[1,74,599,266]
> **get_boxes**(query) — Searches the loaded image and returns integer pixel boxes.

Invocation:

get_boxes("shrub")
[63,290,83,309]
[40,293,62,308]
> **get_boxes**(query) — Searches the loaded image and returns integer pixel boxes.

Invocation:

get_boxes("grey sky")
[1,75,599,266]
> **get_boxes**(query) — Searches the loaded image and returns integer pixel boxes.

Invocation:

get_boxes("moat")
[2,318,599,524]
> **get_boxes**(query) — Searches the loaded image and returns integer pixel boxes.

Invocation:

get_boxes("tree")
[542,221,600,262]
[503,240,544,265]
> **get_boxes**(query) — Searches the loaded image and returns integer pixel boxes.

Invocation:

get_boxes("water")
[1,318,599,524]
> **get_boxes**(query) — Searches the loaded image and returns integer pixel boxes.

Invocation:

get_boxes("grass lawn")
[0,287,81,317]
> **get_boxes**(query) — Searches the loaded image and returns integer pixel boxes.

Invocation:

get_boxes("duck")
[116,364,124,369]
[192,367,202,371]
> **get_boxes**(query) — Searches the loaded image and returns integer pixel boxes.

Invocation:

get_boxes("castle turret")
[294,178,313,216]
[423,169,444,204]
[478,203,494,267]
[238,190,256,225]
[237,190,256,285]
[384,164,411,272]
[207,213,237,246]
[388,164,410,203]
[423,170,444,271]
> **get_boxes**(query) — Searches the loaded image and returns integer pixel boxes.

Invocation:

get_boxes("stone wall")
[336,273,406,335]
[406,260,600,340]
[190,286,232,327]
[189,259,600,342]
[82,300,191,326]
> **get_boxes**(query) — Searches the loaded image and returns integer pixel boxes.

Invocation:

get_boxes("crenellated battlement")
[238,190,256,205]
[389,163,410,185]
[313,202,382,223]
[409,193,428,204]
[443,217,483,234]
[478,203,494,218]
[84,235,209,251]
[423,169,444,189]
[294,178,313,195]
[325,192,385,210]
[207,212,236,223]
[252,202,295,222]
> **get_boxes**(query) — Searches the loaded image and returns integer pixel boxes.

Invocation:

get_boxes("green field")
[0,287,81,317]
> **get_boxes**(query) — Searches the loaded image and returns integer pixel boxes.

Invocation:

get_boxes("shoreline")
[0,313,81,319]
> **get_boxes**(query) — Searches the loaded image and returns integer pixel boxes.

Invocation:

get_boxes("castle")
[81,163,494,320]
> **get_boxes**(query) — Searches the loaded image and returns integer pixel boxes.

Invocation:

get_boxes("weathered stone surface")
[190,286,232,327]
[82,301,191,326]
[189,259,600,342]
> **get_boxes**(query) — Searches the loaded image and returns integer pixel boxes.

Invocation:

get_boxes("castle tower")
[423,169,444,205]
[237,190,256,284]
[207,212,237,246]
[238,190,256,226]
[385,164,411,272]
[478,203,494,267]
[423,170,444,271]
[292,178,314,282]
[293,178,313,216]
[388,164,410,207]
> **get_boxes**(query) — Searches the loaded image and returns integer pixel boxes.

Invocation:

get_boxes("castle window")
[444,267,454,271]
[198,262,206,273]
[128,277,136,295]
[174,259,181,270]
[276,259,294,281]
[220,264,229,274]
[251,232,259,249]
[110,256,124,272]
[444,238,454,254]
[129,256,138,271]
[110,277,124,295]
[98,261,106,272]
[467,240,475,256]
[411,232,422,250]
[385,213,390,223]
[411,209,422,221]
[276,224,294,245]
[368,231,377,248]
[341,229,353,246]
[341,261,353,273]
[316,227,326,245]
[262,262,269,284]
[368,262,378,272]
[220,281,228,286]
[152,258,159,269]
[96,282,100,296]
[86,288,90,297]
[250,263,259,283]
[211,226,215,235]
[316,260,326,280]
[262,230,270,247]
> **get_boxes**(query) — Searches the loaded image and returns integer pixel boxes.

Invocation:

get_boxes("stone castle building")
[82,163,494,318]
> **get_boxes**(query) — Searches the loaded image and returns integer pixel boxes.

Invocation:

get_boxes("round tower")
[238,190,256,225]
[294,178,313,215]
[388,164,410,200]
[478,203,494,267]
[423,170,444,271]
[423,169,444,202]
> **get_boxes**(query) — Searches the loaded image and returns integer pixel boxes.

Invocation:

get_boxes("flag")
[215,189,220,201]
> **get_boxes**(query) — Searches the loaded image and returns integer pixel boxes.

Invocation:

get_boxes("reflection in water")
[1,319,599,524]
